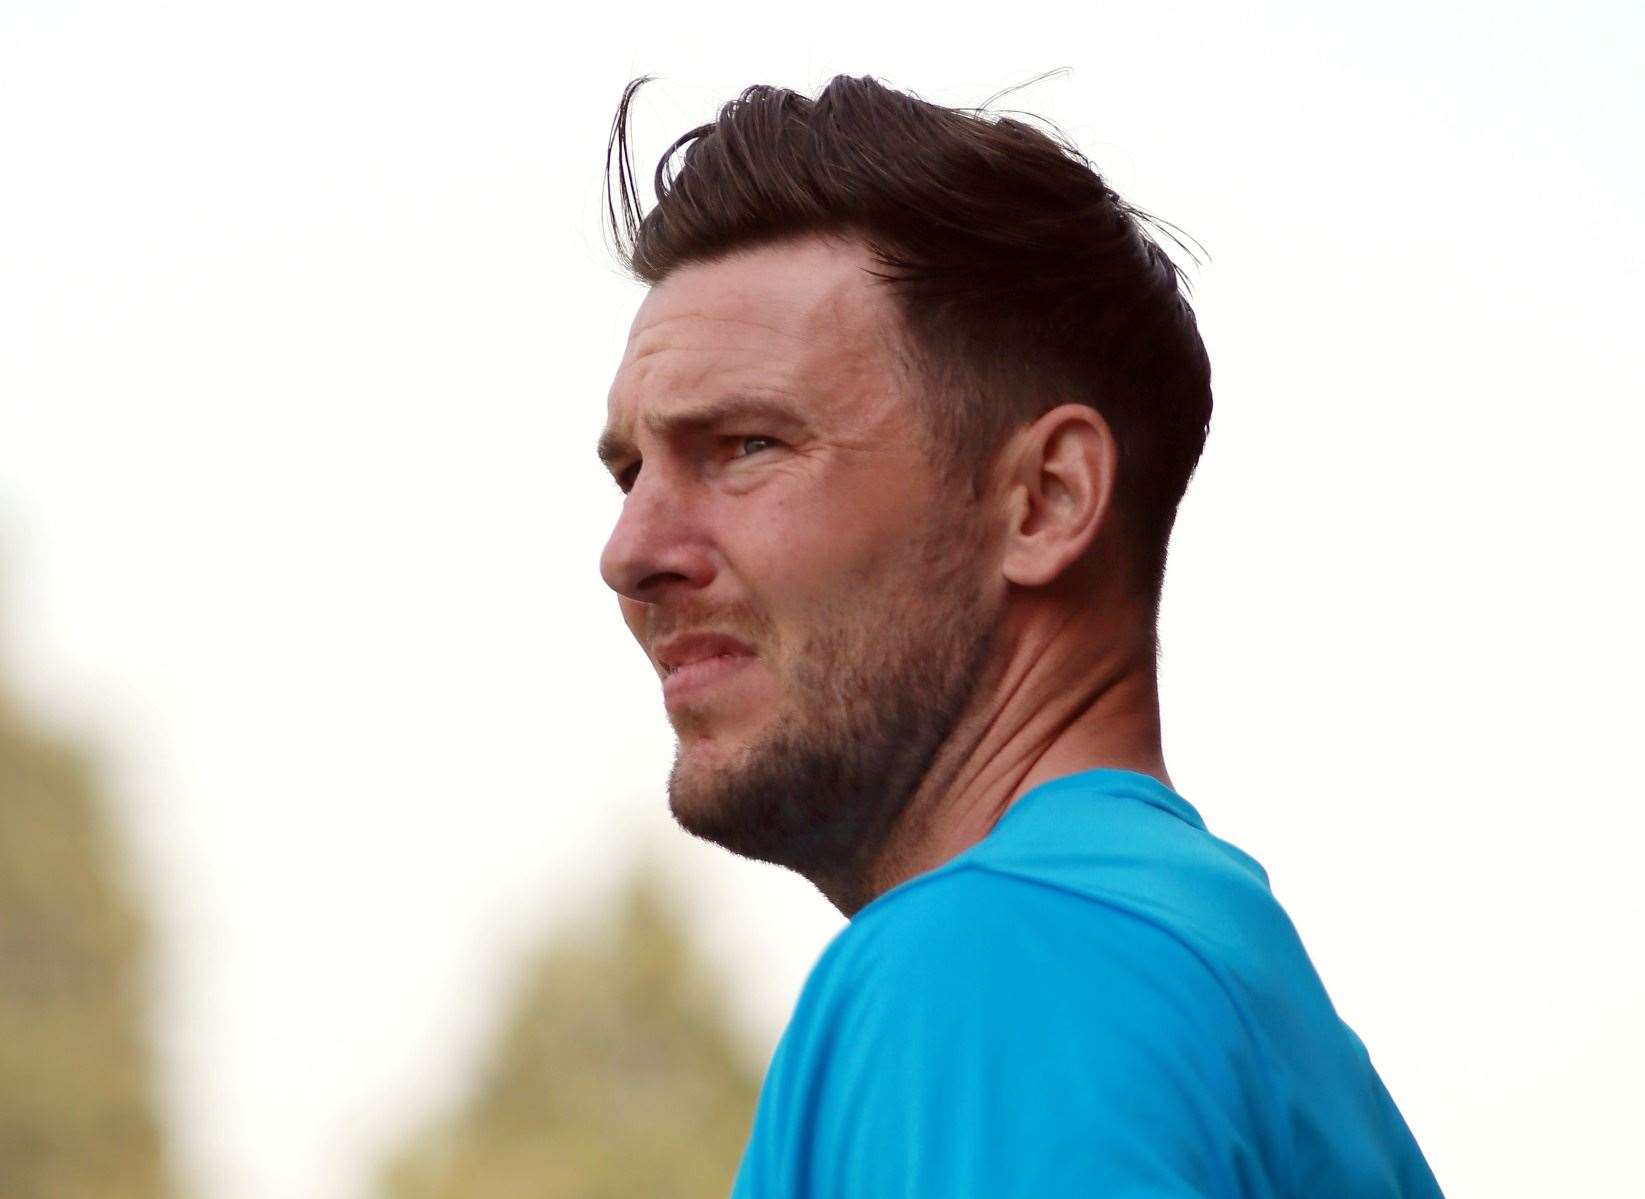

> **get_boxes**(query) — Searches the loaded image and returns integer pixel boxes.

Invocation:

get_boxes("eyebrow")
[596,395,807,472]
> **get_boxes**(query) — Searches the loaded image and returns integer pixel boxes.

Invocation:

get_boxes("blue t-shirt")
[731,768,1443,1197]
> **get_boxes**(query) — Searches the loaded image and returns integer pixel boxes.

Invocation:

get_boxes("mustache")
[647,600,773,647]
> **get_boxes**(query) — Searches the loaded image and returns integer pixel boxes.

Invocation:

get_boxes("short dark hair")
[605,74,1212,609]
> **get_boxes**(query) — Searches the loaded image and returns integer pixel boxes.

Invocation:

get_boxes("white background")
[2,1,1640,1195]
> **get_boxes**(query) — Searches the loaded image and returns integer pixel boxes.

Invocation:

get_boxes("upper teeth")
[669,653,733,675]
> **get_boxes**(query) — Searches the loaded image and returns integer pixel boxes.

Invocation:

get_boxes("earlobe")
[1000,404,1116,590]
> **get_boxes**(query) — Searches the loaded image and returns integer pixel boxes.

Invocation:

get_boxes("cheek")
[618,597,647,643]
[744,522,870,620]
[727,467,943,633]
[757,482,911,581]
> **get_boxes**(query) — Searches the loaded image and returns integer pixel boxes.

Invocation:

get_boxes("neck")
[822,606,1168,917]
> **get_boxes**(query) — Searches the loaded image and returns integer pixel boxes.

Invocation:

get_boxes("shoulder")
[800,862,1251,1061]
[737,865,1268,1197]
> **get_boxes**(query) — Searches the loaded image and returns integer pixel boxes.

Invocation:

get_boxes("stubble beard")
[666,543,999,913]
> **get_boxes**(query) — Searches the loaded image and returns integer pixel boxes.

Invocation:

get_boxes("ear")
[1000,403,1119,589]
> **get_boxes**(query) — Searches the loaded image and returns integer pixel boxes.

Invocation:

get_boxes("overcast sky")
[2,2,1641,1197]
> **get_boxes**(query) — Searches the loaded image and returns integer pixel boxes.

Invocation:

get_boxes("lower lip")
[663,653,756,704]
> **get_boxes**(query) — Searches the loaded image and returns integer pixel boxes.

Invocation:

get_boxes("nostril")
[638,568,695,595]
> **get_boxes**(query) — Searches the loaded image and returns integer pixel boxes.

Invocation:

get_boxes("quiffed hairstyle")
[605,74,1212,608]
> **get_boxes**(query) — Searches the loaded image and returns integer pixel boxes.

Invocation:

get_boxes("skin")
[598,233,1171,916]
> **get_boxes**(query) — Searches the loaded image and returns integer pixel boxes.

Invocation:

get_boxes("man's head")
[597,77,1211,910]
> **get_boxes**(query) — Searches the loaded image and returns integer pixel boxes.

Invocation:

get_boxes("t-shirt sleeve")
[730,865,1271,1199]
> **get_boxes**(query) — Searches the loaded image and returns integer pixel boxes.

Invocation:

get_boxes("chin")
[665,730,744,810]
[663,726,793,863]
[664,752,736,848]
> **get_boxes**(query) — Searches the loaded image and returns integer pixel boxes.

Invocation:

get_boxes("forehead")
[604,235,908,442]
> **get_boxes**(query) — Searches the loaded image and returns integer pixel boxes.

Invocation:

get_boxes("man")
[596,74,1443,1197]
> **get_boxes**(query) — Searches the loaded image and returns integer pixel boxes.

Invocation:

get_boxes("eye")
[615,462,640,493]
[733,435,779,458]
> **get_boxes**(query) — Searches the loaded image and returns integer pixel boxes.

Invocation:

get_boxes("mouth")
[661,652,756,705]
[652,629,760,708]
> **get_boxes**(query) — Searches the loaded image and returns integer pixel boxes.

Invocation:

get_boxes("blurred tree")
[0,690,175,1198]
[378,867,763,1199]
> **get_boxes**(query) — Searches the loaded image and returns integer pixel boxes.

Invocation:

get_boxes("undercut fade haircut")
[604,74,1213,611]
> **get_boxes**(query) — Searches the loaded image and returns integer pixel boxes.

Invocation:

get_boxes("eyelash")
[615,436,779,493]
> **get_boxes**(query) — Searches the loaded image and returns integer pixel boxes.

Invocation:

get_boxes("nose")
[599,471,717,602]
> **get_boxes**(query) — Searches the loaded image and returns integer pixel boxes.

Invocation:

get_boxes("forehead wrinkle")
[604,346,802,444]
[614,306,809,413]
[625,311,810,368]
[598,390,810,470]
[600,241,909,470]
[605,330,816,471]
